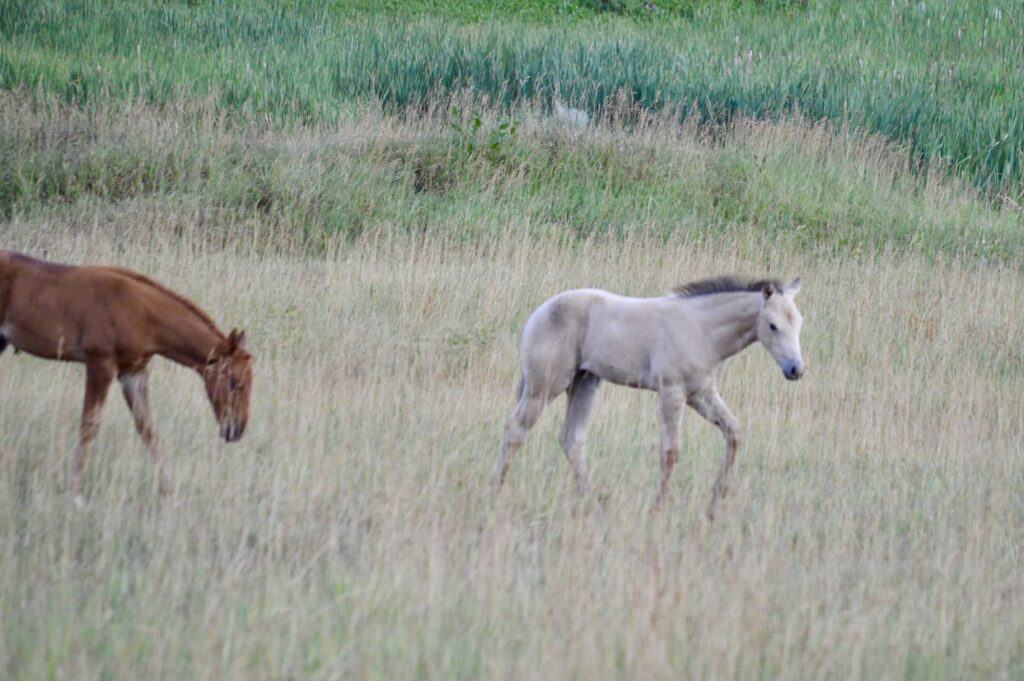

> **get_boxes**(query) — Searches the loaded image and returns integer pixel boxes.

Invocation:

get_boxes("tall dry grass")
[2,94,1024,678]
[1,217,1023,678]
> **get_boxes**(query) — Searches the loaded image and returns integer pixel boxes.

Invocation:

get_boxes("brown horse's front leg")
[119,368,171,496]
[687,387,740,521]
[72,358,116,508]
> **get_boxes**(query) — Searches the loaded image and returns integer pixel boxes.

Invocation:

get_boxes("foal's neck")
[697,292,761,364]
[153,302,225,371]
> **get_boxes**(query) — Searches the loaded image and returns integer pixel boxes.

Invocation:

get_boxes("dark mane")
[673,276,781,299]
[8,252,74,274]
[108,268,224,339]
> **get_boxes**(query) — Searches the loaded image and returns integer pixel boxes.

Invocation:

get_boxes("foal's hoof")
[649,496,666,514]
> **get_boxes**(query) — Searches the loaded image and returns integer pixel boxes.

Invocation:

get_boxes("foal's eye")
[228,378,239,391]
[769,323,778,332]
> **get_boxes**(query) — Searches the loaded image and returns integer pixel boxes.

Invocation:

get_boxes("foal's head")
[203,329,253,442]
[756,279,805,381]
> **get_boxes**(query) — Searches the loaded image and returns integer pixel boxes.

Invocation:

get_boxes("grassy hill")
[2,0,1023,198]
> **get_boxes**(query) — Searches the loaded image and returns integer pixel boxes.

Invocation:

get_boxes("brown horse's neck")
[697,292,761,364]
[140,286,225,371]
[157,315,224,371]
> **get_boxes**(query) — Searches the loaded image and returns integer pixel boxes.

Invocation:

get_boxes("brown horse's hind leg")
[687,387,740,521]
[559,371,600,495]
[119,368,171,496]
[72,358,116,508]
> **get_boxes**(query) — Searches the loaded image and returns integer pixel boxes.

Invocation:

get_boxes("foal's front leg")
[652,388,685,510]
[119,368,171,496]
[72,358,116,508]
[687,386,740,521]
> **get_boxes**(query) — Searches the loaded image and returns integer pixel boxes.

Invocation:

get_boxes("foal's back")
[521,288,706,391]
[525,287,703,349]
[0,252,176,362]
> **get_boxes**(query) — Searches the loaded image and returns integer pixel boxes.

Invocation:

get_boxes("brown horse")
[0,251,253,506]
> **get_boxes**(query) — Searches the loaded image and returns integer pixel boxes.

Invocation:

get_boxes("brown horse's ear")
[233,329,247,349]
[223,330,248,356]
[762,282,776,299]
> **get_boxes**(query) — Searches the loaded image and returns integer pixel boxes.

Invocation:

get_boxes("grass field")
[1,97,1024,678]
[2,0,1024,677]
[3,209,1024,679]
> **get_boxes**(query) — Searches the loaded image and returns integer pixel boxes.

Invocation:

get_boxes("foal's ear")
[762,282,777,299]
[226,329,247,352]
[784,277,801,298]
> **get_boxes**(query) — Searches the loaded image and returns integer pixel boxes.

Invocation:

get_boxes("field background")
[2,1,1024,679]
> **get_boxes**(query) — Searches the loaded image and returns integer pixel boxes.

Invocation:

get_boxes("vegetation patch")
[1,94,1019,261]
[2,1,1023,196]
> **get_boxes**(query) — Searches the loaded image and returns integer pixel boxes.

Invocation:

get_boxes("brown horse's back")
[0,252,161,363]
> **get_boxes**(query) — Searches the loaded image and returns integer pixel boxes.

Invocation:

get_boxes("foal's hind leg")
[559,371,600,495]
[72,358,116,508]
[493,384,549,491]
[119,368,171,496]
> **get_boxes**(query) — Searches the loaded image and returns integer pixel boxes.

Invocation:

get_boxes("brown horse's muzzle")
[221,420,246,442]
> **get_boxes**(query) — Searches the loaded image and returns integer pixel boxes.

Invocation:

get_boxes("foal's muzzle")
[783,360,805,381]
[222,421,245,442]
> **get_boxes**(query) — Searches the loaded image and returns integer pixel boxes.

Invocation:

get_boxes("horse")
[0,251,253,507]
[494,276,804,519]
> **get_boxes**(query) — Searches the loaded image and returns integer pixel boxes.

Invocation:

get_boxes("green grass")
[342,0,719,21]
[1,94,1020,262]
[1,0,1023,197]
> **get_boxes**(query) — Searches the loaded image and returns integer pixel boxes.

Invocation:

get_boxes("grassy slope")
[1,95,1019,262]
[1,1,1023,196]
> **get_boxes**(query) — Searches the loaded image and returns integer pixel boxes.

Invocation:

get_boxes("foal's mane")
[673,276,781,299]
[109,268,224,339]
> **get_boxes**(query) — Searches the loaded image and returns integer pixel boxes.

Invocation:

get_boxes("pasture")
[2,96,1024,678]
[4,0,1024,676]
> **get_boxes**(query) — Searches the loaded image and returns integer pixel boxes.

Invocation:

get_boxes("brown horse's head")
[203,329,253,442]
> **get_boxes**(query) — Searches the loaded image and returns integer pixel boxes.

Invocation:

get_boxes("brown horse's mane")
[7,251,73,274]
[673,276,781,299]
[7,252,225,342]
[107,267,225,340]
